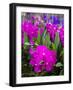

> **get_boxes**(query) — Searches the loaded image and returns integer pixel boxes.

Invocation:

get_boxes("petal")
[45,64,53,72]
[34,66,42,73]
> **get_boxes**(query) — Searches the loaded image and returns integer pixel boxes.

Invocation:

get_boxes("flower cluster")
[46,23,58,41]
[22,20,38,45]
[46,23,64,47]
[22,15,64,47]
[59,27,64,47]
[22,13,64,75]
[29,45,57,73]
[22,21,38,38]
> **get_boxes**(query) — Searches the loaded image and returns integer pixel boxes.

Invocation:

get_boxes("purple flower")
[46,23,58,41]
[22,20,38,45]
[34,21,40,26]
[46,23,64,47]
[59,27,64,47]
[39,27,44,35]
[43,14,48,22]
[22,20,38,39]
[29,45,57,73]
[50,16,60,24]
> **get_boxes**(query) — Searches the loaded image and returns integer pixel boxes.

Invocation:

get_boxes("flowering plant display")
[21,13,64,77]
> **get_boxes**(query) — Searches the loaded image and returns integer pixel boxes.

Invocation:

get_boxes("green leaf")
[45,33,51,48]
[24,42,31,49]
[41,30,51,48]
[24,32,29,43]
[60,49,64,57]
[24,42,30,45]
[59,69,64,75]
[23,32,30,49]
[35,43,38,46]
[54,32,60,50]
[55,62,63,67]
[51,43,56,50]
[42,29,47,38]
[37,31,41,44]
[41,30,47,44]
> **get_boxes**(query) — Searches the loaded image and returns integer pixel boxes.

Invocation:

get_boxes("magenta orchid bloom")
[46,23,58,41]
[22,21,38,38]
[29,45,57,73]
[46,23,64,47]
[59,27,64,47]
[22,20,38,44]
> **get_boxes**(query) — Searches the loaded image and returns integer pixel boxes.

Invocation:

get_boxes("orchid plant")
[21,13,64,77]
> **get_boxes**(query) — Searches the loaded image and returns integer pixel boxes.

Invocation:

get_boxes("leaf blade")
[55,62,63,67]
[54,32,60,50]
